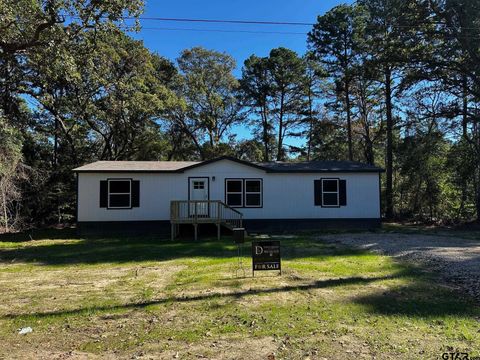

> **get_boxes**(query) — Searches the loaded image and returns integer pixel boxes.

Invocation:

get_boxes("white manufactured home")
[73,156,383,237]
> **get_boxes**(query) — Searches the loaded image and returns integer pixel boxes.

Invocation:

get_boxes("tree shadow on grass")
[353,282,480,318]
[0,228,79,243]
[3,268,478,321]
[0,235,368,265]
[1,273,405,320]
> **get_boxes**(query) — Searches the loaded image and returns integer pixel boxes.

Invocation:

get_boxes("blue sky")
[131,0,353,76]
[128,1,353,149]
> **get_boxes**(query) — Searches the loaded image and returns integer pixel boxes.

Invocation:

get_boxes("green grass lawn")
[0,230,479,359]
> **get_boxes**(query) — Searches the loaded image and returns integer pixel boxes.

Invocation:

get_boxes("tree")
[28,30,176,163]
[302,52,326,161]
[308,109,349,161]
[234,139,265,162]
[169,47,244,159]
[268,48,308,161]
[241,48,308,161]
[308,4,365,161]
[350,62,384,165]
[424,0,480,221]
[0,0,144,125]
[240,55,275,161]
[0,115,25,231]
[357,0,424,219]
[12,29,176,225]
[0,0,142,55]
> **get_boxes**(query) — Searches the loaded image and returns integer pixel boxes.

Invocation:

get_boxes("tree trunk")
[307,88,314,161]
[345,80,353,161]
[261,104,270,162]
[363,109,375,165]
[462,75,468,139]
[276,93,285,161]
[475,118,480,222]
[53,117,58,167]
[476,153,480,222]
[365,137,375,165]
[459,75,468,217]
[385,67,394,219]
[1,185,8,232]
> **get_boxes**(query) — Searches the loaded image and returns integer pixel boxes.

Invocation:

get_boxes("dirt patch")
[146,336,278,360]
[4,350,117,360]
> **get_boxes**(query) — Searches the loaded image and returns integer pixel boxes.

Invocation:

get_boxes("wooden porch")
[170,200,243,240]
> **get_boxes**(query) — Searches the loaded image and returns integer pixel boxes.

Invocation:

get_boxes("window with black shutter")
[314,178,347,207]
[108,179,131,208]
[322,179,339,207]
[100,179,140,209]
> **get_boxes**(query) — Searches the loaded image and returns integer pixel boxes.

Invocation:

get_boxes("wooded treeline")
[1,0,479,230]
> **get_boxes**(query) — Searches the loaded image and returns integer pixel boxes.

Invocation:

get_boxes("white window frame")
[108,179,132,209]
[225,179,243,207]
[321,178,340,207]
[244,179,262,208]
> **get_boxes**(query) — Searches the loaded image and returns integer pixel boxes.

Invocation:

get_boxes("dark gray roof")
[73,156,383,173]
[257,160,383,173]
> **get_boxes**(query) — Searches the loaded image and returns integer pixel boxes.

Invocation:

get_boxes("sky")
[127,0,353,149]
[131,0,353,76]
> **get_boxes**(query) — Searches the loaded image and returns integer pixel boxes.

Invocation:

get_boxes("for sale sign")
[252,240,281,275]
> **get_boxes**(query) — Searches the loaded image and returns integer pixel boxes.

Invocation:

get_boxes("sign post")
[252,240,281,276]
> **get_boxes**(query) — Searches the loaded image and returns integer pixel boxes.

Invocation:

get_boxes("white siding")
[77,159,380,222]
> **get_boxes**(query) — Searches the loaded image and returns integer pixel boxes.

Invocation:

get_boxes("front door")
[189,178,209,216]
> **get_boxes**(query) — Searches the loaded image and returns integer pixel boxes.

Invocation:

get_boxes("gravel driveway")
[320,232,480,302]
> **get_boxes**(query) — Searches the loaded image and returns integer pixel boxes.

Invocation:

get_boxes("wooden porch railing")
[170,200,243,240]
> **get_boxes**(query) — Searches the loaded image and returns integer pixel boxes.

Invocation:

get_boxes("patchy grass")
[0,230,479,359]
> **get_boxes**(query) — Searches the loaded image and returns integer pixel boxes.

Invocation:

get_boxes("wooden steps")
[170,200,243,240]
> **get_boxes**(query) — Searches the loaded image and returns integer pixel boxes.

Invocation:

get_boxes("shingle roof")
[73,160,199,172]
[73,156,384,173]
[257,160,383,173]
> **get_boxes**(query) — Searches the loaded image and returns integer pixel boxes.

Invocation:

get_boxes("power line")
[138,26,307,35]
[131,17,314,26]
[136,26,480,39]
[66,15,314,26]
[67,15,480,32]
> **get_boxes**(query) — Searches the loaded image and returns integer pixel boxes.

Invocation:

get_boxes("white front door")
[189,178,209,216]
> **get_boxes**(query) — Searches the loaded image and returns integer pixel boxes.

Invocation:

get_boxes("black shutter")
[339,179,347,206]
[314,179,323,206]
[131,180,140,207]
[100,180,108,208]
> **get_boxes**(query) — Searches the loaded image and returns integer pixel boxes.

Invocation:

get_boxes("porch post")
[193,223,198,241]
[217,223,221,241]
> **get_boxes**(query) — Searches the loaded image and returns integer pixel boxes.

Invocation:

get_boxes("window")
[100,179,140,209]
[321,179,339,207]
[226,179,243,207]
[108,179,131,209]
[225,179,263,208]
[245,179,262,207]
[193,181,205,189]
[314,178,347,207]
